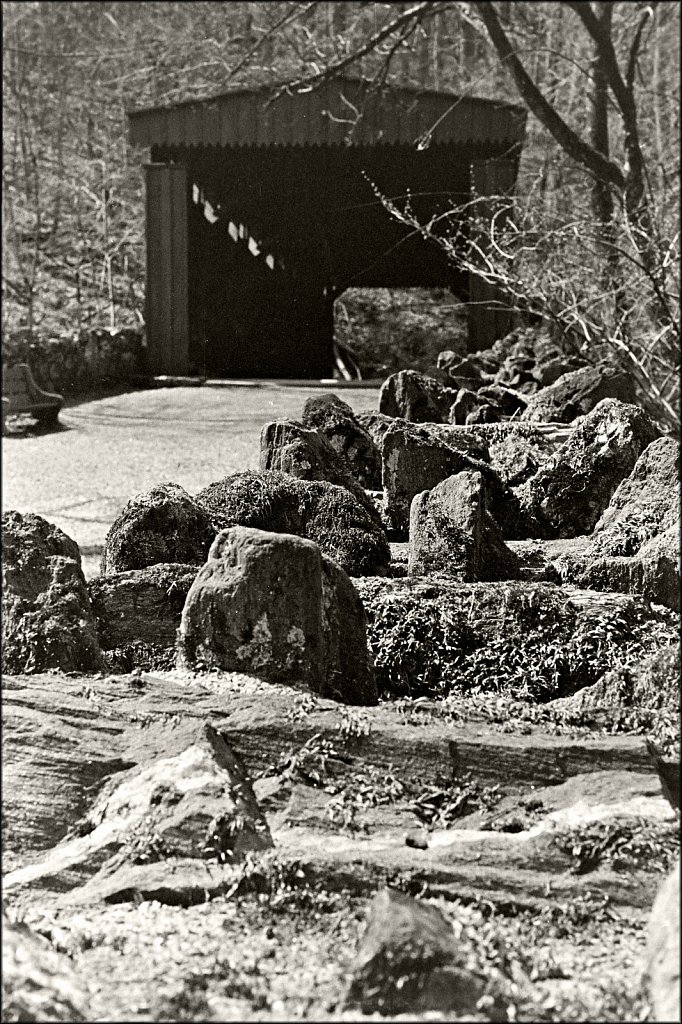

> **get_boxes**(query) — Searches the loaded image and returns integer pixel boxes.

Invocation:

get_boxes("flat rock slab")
[4,671,669,868]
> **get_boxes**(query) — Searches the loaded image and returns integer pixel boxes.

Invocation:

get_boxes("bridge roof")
[127,76,526,151]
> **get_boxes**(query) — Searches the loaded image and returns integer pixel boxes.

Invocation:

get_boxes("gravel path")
[2,383,380,578]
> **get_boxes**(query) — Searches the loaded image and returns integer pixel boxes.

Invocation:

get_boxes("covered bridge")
[127,77,526,379]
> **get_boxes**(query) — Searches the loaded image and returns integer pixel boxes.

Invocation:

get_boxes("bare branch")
[472,2,626,192]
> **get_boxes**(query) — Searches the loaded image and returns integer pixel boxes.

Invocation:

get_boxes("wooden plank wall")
[144,163,189,374]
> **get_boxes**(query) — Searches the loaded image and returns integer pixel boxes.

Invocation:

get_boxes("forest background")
[2,1,680,421]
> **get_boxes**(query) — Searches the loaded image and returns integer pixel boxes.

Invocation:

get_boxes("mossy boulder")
[196,470,390,577]
[354,576,678,700]
[551,645,679,713]
[591,436,680,557]
[101,483,217,574]
[408,471,520,582]
[260,419,380,524]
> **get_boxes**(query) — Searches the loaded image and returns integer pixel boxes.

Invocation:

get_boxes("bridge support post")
[144,163,189,375]
[468,158,518,351]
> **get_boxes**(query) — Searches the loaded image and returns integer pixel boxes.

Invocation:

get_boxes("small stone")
[405,830,429,850]
[344,887,484,1015]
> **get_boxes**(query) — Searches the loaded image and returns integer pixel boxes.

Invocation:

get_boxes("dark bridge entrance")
[128,78,526,379]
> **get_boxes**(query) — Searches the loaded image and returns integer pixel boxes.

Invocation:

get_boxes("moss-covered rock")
[260,419,380,524]
[196,470,390,577]
[101,483,217,574]
[178,526,377,705]
[551,645,679,713]
[408,471,520,582]
[591,436,680,557]
[354,576,678,700]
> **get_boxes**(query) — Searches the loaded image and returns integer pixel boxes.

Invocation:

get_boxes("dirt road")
[2,382,380,577]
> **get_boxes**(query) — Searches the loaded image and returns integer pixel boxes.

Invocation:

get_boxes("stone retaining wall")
[2,327,146,395]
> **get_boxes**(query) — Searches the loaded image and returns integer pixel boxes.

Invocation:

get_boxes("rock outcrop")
[4,720,273,899]
[177,526,377,705]
[2,510,105,674]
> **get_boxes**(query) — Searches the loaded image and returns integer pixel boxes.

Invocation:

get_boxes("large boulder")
[409,471,520,581]
[514,399,661,538]
[101,483,216,575]
[177,526,377,705]
[196,471,390,577]
[344,888,484,1016]
[260,419,379,523]
[547,436,680,608]
[379,370,458,423]
[646,862,680,1023]
[88,563,198,669]
[590,436,680,557]
[521,364,637,424]
[2,511,105,674]
[380,420,496,535]
[301,393,381,489]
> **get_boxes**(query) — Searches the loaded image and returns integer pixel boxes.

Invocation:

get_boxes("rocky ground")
[3,334,680,1022]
